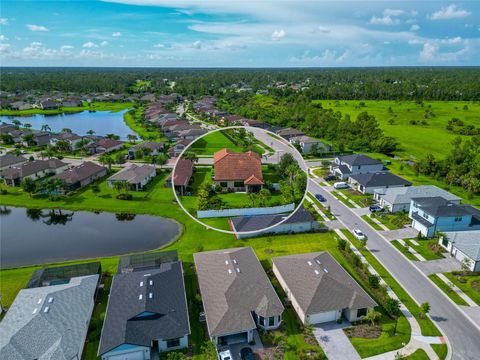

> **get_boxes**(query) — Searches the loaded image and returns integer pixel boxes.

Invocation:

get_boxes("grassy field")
[313,100,480,159]
[428,274,469,306]
[0,101,132,116]
[189,131,243,155]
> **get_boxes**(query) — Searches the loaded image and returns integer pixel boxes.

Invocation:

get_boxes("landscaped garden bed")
[371,211,410,230]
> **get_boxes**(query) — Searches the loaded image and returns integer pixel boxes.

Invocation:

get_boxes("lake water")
[0,207,181,269]
[0,110,136,139]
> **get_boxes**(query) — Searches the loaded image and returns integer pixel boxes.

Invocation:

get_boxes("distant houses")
[289,135,330,154]
[168,140,192,158]
[107,164,157,191]
[0,153,27,171]
[213,148,264,193]
[128,141,164,159]
[194,247,284,345]
[276,127,305,141]
[52,161,107,192]
[86,138,124,154]
[1,159,68,186]
[330,154,384,180]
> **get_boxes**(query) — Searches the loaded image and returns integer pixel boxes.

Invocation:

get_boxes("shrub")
[116,193,133,200]
[368,274,381,289]
[337,238,347,251]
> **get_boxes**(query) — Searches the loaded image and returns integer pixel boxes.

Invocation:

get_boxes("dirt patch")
[472,280,480,293]
[344,323,382,339]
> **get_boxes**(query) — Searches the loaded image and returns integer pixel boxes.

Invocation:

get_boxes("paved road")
[253,127,480,360]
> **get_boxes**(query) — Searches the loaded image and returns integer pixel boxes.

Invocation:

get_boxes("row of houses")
[0,246,377,359]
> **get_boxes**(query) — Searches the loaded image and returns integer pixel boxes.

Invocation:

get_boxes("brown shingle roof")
[213,149,263,184]
[52,162,106,185]
[167,159,193,186]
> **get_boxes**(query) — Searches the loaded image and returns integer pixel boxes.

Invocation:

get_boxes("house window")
[234,181,244,187]
[268,316,275,327]
[422,212,429,219]
[220,182,228,187]
[166,338,181,348]
[259,316,265,326]
[442,237,449,247]
[357,308,368,317]
[454,216,462,222]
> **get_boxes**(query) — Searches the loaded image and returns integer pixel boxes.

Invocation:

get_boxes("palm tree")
[12,119,21,128]
[364,308,381,327]
[99,154,114,171]
[40,124,51,132]
[86,129,95,136]
[21,178,37,197]
[258,188,271,207]
[23,123,32,129]
[127,134,138,144]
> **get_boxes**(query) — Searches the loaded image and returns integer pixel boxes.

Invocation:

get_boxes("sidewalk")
[436,273,477,307]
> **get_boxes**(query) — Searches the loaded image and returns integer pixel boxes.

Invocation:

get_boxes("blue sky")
[0,1,479,67]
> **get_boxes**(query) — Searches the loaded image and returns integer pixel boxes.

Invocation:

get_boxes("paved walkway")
[437,274,477,307]
[305,195,330,222]
[379,227,419,241]
[313,322,360,360]
[415,257,462,276]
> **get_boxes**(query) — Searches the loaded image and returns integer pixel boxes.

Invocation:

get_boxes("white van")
[333,182,349,189]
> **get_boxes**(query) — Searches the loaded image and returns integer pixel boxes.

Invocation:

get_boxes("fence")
[197,203,295,218]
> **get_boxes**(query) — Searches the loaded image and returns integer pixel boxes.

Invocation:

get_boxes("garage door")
[106,350,147,360]
[308,310,337,324]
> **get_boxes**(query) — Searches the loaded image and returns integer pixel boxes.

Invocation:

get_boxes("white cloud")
[442,36,462,44]
[0,18,8,25]
[0,35,8,41]
[112,31,122,37]
[0,43,10,53]
[100,40,109,46]
[317,26,330,33]
[410,24,420,32]
[192,40,202,49]
[429,4,471,20]
[153,43,165,48]
[383,9,405,17]
[83,41,99,48]
[26,24,49,32]
[271,29,285,41]
[369,15,400,25]
[60,45,74,50]
[289,49,349,65]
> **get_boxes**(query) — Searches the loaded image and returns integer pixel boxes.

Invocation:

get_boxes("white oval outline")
[171,125,310,235]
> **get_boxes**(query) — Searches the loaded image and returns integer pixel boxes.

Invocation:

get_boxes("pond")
[0,206,181,269]
[0,110,136,139]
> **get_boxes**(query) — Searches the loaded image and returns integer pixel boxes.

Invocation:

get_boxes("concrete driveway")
[415,256,462,275]
[313,322,360,360]
[379,227,419,240]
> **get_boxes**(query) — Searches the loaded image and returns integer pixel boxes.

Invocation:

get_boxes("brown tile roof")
[213,149,263,184]
[52,162,106,185]
[167,159,193,186]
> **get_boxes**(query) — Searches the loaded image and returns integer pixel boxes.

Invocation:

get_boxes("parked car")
[369,205,384,212]
[333,181,349,189]
[324,175,336,181]
[219,350,232,360]
[353,229,366,240]
[240,347,255,360]
[315,194,326,202]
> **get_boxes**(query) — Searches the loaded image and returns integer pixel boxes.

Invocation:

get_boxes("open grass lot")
[331,190,356,208]
[189,131,243,155]
[443,272,480,306]
[0,101,133,116]
[340,188,373,207]
[428,274,468,306]
[314,100,480,159]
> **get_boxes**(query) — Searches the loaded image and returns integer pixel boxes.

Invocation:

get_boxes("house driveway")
[415,256,462,275]
[313,321,360,360]
[379,227,418,240]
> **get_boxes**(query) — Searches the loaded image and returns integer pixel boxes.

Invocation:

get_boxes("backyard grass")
[189,131,243,155]
[443,272,480,305]
[428,274,469,306]
[361,214,383,231]
[340,229,443,337]
[314,100,480,159]
[0,101,133,116]
[391,240,418,261]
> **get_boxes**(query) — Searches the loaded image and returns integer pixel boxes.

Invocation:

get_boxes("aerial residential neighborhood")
[1,1,480,360]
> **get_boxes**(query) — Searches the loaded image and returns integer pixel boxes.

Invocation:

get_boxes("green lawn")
[331,191,355,208]
[339,188,373,207]
[0,101,132,116]
[428,275,469,306]
[443,272,480,305]
[406,239,445,261]
[189,131,243,155]
[405,348,430,360]
[306,192,335,220]
[431,343,448,360]
[361,214,383,231]
[314,100,480,159]
[391,240,418,261]
[371,212,410,231]
[123,107,165,141]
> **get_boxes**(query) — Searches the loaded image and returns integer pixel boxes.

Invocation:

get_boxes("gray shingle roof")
[107,164,155,184]
[98,262,190,355]
[412,197,473,218]
[374,185,460,205]
[0,153,27,168]
[444,231,480,261]
[0,275,99,360]
[349,172,411,188]
[230,206,314,233]
[194,247,284,337]
[1,159,67,180]
[272,252,376,315]
[52,161,105,185]
[339,154,382,166]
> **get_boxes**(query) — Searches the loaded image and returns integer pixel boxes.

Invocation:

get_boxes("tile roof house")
[0,274,99,360]
[85,139,124,154]
[439,231,480,272]
[98,261,190,360]
[166,159,193,195]
[409,197,480,237]
[373,185,461,213]
[230,206,318,239]
[52,161,107,191]
[272,252,377,324]
[0,153,27,171]
[213,148,264,193]
[348,172,411,194]
[107,164,157,191]
[330,154,384,180]
[194,247,284,346]
[1,159,68,186]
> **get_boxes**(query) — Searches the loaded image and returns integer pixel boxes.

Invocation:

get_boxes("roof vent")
[225,260,229,265]
[43,307,49,313]
[140,281,144,287]
[315,260,321,265]
[149,280,153,286]
[143,273,151,277]
[37,298,42,304]
[139,294,143,300]
[32,308,38,315]
[149,293,153,299]
[48,297,54,303]
[323,268,329,273]
[236,268,241,273]
[307,261,313,266]
[228,269,233,274]
[233,259,237,264]
[314,270,320,275]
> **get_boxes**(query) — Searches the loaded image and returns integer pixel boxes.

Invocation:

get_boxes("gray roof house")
[439,231,480,272]
[230,206,318,239]
[194,247,284,346]
[107,164,157,191]
[276,128,305,140]
[348,172,411,194]
[1,159,68,186]
[0,153,27,171]
[373,185,461,213]
[98,262,190,360]
[330,154,384,180]
[288,135,330,154]
[52,161,107,191]
[272,252,376,324]
[0,274,99,360]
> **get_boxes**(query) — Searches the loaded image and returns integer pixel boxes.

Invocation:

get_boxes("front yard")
[339,188,373,207]
[443,272,480,305]
[371,211,411,230]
